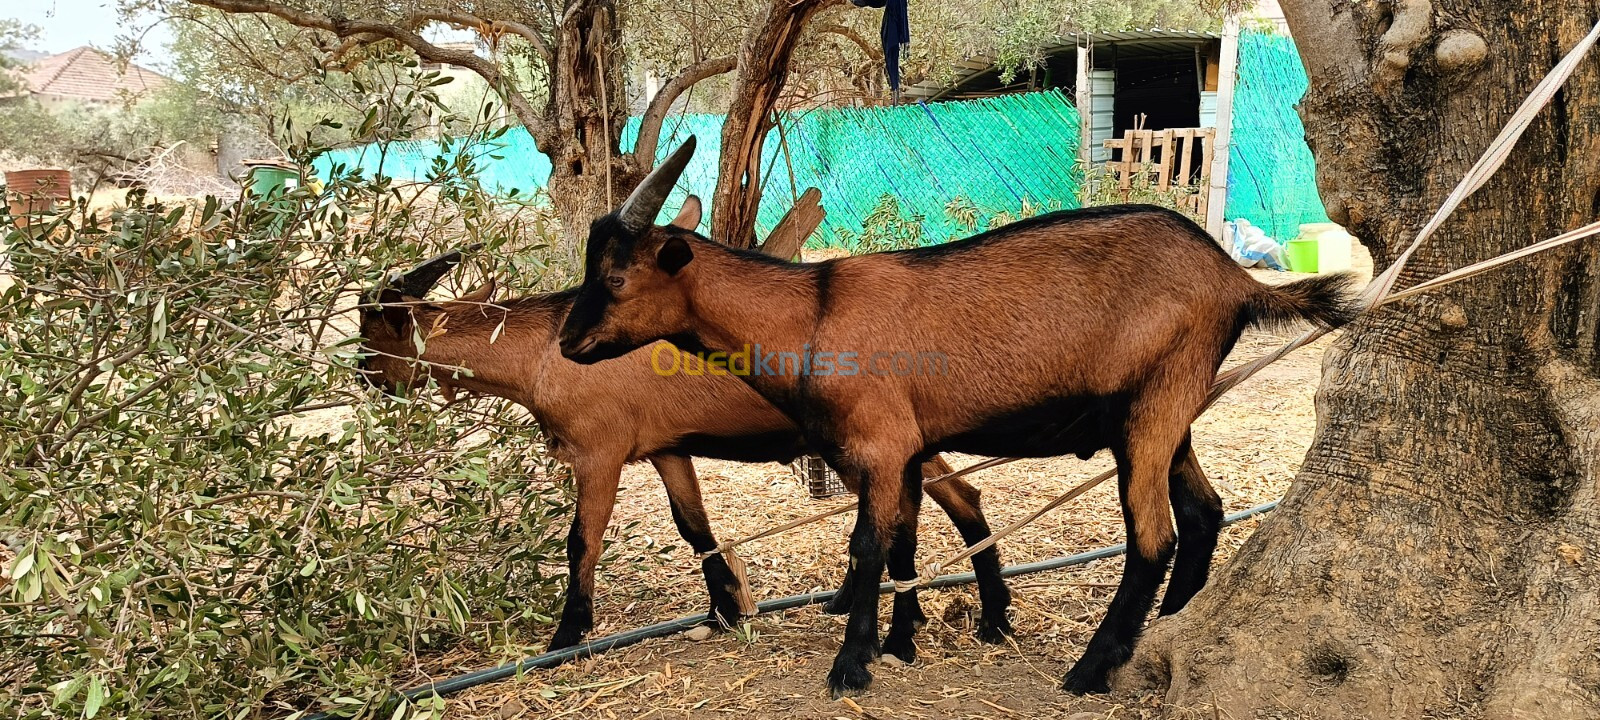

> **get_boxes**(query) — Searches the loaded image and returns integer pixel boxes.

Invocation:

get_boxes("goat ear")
[656,236,694,275]
[376,288,413,335]
[669,196,702,230]
[455,278,498,305]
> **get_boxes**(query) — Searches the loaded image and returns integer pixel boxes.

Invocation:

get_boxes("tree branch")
[404,11,552,62]
[709,0,839,247]
[279,33,376,85]
[631,55,736,163]
[819,23,880,60]
[1278,0,1371,82]
[187,0,545,132]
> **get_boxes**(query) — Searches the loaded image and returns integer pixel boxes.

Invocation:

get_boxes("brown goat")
[356,251,1014,653]
[557,137,1358,697]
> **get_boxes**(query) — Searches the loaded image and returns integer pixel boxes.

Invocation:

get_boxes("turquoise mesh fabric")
[313,91,1083,247]
[1224,30,1331,242]
[316,42,1331,249]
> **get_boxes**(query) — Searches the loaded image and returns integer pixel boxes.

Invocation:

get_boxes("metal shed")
[900,26,1241,235]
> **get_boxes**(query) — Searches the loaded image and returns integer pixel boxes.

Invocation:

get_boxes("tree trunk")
[708,0,837,248]
[1118,4,1600,718]
[541,1,643,266]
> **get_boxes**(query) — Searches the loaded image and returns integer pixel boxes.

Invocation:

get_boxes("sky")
[7,0,476,76]
[7,0,175,69]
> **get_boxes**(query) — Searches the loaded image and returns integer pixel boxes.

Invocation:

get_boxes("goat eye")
[606,275,625,290]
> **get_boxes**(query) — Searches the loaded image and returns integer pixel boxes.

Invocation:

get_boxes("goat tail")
[1244,272,1362,331]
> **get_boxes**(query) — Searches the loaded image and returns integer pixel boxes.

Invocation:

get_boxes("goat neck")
[414,298,558,405]
[682,238,822,369]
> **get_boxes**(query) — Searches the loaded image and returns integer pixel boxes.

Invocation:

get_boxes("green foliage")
[733,621,761,646]
[834,194,925,253]
[0,20,40,96]
[0,20,223,182]
[945,194,1064,233]
[1080,162,1204,222]
[874,0,1223,90]
[0,82,226,183]
[166,10,469,150]
[832,192,1076,253]
[0,70,575,719]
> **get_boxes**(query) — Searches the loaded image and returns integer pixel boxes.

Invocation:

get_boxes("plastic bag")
[1226,219,1286,270]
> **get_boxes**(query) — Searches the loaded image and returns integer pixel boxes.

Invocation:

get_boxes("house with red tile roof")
[6,46,172,109]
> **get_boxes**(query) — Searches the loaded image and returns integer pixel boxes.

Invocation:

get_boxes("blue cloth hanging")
[852,0,910,99]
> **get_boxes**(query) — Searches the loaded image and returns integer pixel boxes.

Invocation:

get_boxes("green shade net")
[313,91,1083,247]
[1224,29,1331,242]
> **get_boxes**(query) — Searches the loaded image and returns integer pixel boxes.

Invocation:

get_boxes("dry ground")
[3,212,1367,718]
[412,250,1374,720]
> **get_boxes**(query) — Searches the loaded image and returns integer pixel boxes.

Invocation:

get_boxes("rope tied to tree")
[691,18,1600,596]
[889,17,1600,592]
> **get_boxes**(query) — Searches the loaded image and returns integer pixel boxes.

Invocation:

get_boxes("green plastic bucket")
[1285,238,1319,273]
[244,165,298,199]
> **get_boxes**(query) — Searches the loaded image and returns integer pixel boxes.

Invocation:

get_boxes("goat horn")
[617,135,697,234]
[392,243,484,297]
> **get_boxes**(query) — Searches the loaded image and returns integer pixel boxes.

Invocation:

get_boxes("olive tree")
[1121,4,1600,718]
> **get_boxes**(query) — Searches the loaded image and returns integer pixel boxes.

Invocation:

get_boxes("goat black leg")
[822,467,867,615]
[1159,441,1222,616]
[650,454,745,630]
[922,457,1012,642]
[548,456,624,651]
[881,463,926,664]
[822,565,857,615]
[839,457,1011,637]
[827,457,900,698]
[1062,397,1187,694]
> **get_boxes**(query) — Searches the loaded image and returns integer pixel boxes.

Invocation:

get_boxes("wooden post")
[1076,42,1093,166]
[1205,13,1241,240]
[758,187,825,261]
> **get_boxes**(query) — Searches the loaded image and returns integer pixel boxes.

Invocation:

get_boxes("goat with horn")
[558,136,1359,696]
[356,216,1015,654]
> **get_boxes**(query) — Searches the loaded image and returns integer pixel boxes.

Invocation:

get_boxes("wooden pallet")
[1102,127,1216,216]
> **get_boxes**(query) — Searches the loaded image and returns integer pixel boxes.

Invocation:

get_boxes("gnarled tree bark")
[708,0,839,248]
[1117,3,1600,718]
[184,0,831,255]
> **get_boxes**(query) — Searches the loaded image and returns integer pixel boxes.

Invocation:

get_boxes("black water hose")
[311,499,1280,716]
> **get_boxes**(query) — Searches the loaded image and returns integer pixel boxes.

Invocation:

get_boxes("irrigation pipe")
[305,21,1600,716]
[699,18,1600,591]
[312,500,1280,715]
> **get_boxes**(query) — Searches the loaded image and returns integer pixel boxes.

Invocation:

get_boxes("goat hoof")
[827,659,874,699]
[547,625,588,652]
[881,633,916,665]
[976,614,1014,644]
[1059,663,1112,695]
[708,593,744,628]
[821,590,853,615]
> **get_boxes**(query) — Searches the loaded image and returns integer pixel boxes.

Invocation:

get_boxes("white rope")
[695,21,1600,591]
[698,455,1023,559]
[891,577,922,593]
[888,20,1600,592]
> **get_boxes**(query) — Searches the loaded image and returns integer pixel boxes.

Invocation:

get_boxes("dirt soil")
[424,252,1373,720]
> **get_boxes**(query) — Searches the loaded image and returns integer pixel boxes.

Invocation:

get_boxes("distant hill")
[3,47,48,65]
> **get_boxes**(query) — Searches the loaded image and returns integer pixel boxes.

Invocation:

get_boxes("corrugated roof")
[1060,28,1221,44]
[904,28,1221,100]
[19,46,172,102]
